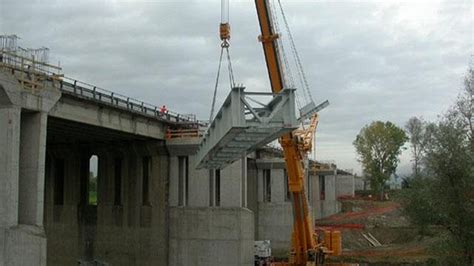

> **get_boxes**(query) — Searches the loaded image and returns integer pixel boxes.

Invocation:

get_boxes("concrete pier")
[0,69,60,266]
[167,138,254,266]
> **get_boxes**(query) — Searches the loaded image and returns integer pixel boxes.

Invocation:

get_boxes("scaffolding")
[0,35,62,91]
[0,35,19,52]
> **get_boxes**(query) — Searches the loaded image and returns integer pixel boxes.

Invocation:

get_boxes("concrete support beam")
[257,169,264,203]
[0,106,21,228]
[221,159,245,207]
[170,154,212,208]
[241,156,247,208]
[336,175,355,197]
[169,156,179,207]
[312,174,340,219]
[271,169,284,203]
[19,111,48,226]
[49,97,166,139]
[187,155,210,207]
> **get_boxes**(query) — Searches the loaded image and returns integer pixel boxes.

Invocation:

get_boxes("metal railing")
[58,76,198,124]
[0,49,61,76]
[166,128,206,139]
[1,49,203,125]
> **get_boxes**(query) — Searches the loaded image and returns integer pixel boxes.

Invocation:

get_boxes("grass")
[88,191,97,205]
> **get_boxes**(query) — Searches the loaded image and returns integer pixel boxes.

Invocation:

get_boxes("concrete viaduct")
[0,65,241,265]
[0,49,350,265]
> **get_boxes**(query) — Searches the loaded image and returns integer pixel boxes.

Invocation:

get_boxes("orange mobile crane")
[254,1,325,264]
[254,0,330,265]
[219,1,338,265]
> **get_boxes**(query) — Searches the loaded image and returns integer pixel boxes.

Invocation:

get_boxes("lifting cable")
[277,0,315,105]
[269,0,302,111]
[209,0,236,124]
[209,47,224,124]
[209,41,236,124]
[225,44,236,89]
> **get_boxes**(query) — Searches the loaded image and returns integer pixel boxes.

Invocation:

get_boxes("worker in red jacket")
[159,105,168,117]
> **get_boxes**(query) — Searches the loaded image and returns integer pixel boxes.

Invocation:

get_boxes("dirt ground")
[316,197,442,265]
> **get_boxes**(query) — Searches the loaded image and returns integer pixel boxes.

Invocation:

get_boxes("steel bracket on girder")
[195,87,298,169]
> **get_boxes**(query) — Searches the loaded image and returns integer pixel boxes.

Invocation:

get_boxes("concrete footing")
[2,226,47,266]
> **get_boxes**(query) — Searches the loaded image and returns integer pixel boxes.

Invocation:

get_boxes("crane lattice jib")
[255,0,319,264]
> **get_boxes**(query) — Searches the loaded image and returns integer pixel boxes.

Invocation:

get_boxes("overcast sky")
[1,0,472,175]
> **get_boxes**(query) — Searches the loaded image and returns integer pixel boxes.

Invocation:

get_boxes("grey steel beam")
[195,87,297,169]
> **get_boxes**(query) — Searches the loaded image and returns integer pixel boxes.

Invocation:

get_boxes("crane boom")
[255,0,284,93]
[254,0,322,264]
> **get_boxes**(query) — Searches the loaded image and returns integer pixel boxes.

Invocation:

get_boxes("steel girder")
[195,87,298,169]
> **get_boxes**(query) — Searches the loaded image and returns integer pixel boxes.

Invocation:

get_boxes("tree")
[353,121,408,200]
[428,117,473,264]
[454,66,473,151]
[405,117,437,179]
[405,116,425,177]
[402,67,474,264]
[402,113,474,264]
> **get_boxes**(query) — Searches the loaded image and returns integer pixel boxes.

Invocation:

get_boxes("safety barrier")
[166,128,206,139]
[1,49,201,125]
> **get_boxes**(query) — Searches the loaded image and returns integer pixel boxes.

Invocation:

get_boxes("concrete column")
[271,169,284,203]
[241,156,247,208]
[1,70,60,266]
[187,155,210,207]
[126,155,140,227]
[0,106,21,228]
[0,106,21,266]
[221,159,244,207]
[324,175,338,217]
[257,169,263,203]
[325,175,336,202]
[169,156,179,207]
[312,173,322,220]
[19,111,48,226]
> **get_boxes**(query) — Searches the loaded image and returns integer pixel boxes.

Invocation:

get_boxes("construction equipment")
[199,1,338,264]
[255,240,273,265]
[254,0,335,265]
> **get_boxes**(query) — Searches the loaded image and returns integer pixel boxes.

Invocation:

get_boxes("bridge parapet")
[58,77,200,125]
[0,48,203,126]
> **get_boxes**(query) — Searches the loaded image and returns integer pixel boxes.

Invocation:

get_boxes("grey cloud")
[1,0,471,174]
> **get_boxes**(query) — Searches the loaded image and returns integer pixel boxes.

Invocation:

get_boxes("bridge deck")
[58,78,200,126]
